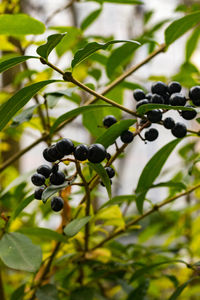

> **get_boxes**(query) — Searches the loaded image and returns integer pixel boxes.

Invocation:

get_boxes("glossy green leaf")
[185,28,200,61]
[11,105,38,127]
[88,162,111,198]
[19,227,68,243]
[71,39,140,68]
[37,33,66,59]
[0,80,58,131]
[36,284,59,300]
[42,182,70,203]
[137,103,194,114]
[0,56,38,74]
[0,232,42,272]
[0,14,45,35]
[50,104,111,134]
[168,278,198,300]
[100,194,136,209]
[81,8,102,31]
[96,119,136,148]
[12,194,35,220]
[64,216,91,237]
[165,11,200,46]
[135,139,182,213]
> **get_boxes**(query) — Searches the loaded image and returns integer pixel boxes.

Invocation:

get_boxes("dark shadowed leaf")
[37,33,66,59]
[64,216,91,237]
[11,284,26,300]
[12,194,35,220]
[168,278,199,300]
[0,56,38,74]
[137,103,194,114]
[42,182,70,203]
[11,105,38,127]
[88,162,111,198]
[36,284,59,300]
[70,287,95,300]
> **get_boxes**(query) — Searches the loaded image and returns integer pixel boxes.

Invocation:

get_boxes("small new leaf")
[37,33,66,60]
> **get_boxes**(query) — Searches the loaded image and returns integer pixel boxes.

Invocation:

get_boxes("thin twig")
[45,0,76,25]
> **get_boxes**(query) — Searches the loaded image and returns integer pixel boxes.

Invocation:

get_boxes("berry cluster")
[134,81,199,141]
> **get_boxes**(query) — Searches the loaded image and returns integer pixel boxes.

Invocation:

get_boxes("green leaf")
[11,105,38,127]
[127,279,149,300]
[151,181,186,190]
[88,162,111,198]
[137,103,194,114]
[11,284,26,300]
[37,33,66,60]
[168,278,198,300]
[185,28,200,61]
[0,80,58,131]
[81,8,102,31]
[70,287,95,300]
[0,232,42,272]
[71,40,140,68]
[64,216,91,237]
[0,55,38,74]
[0,14,45,35]
[100,194,136,208]
[36,284,59,300]
[46,88,81,108]
[165,11,200,46]
[42,182,70,203]
[19,227,67,243]
[135,139,182,213]
[96,119,136,148]
[12,194,35,220]
[50,104,111,134]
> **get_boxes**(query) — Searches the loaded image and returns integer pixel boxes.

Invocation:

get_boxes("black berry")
[51,196,64,212]
[170,93,186,106]
[88,143,106,163]
[151,94,164,104]
[103,115,117,128]
[50,171,65,185]
[147,109,162,123]
[105,167,115,178]
[189,86,200,106]
[55,138,74,156]
[163,117,175,129]
[136,99,149,109]
[181,106,197,120]
[34,187,45,200]
[168,81,181,94]
[151,81,168,95]
[51,164,59,173]
[162,93,170,104]
[133,89,145,101]
[171,122,187,138]
[37,165,51,178]
[31,173,45,186]
[120,130,134,143]
[145,128,159,141]
[74,144,89,161]
[43,148,55,162]
[48,144,63,161]
[146,93,152,101]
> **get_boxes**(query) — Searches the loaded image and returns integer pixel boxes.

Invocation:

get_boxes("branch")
[45,0,76,25]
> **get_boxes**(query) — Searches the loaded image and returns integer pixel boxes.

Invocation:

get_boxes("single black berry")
[146,93,152,101]
[50,171,65,185]
[55,138,74,156]
[171,122,187,138]
[88,143,106,163]
[181,106,197,120]
[37,165,51,178]
[163,117,175,129]
[51,164,59,173]
[31,173,46,186]
[133,89,146,101]
[145,128,159,141]
[147,109,162,123]
[120,130,134,143]
[43,148,55,162]
[48,144,63,161]
[189,86,200,106]
[51,196,64,212]
[170,93,186,106]
[151,94,164,104]
[74,144,89,161]
[105,167,115,178]
[103,115,117,128]
[151,81,168,95]
[34,187,45,200]
[168,81,181,94]
[136,99,149,109]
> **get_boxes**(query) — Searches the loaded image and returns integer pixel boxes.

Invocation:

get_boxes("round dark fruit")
[51,164,59,173]
[189,86,200,106]
[133,89,146,101]
[105,167,115,178]
[151,94,164,104]
[163,117,175,129]
[37,164,51,178]
[48,144,63,161]
[50,171,65,185]
[51,196,64,212]
[162,93,170,104]
[43,148,55,162]
[34,187,45,200]
[146,93,152,101]
[170,93,186,106]
[151,81,168,95]
[171,122,187,138]
[88,143,106,163]
[147,109,162,123]
[31,173,45,186]
[74,144,89,161]
[120,130,134,143]
[168,81,181,94]
[103,115,117,128]
[145,128,159,141]
[55,138,74,156]
[181,106,197,120]
[136,99,149,109]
